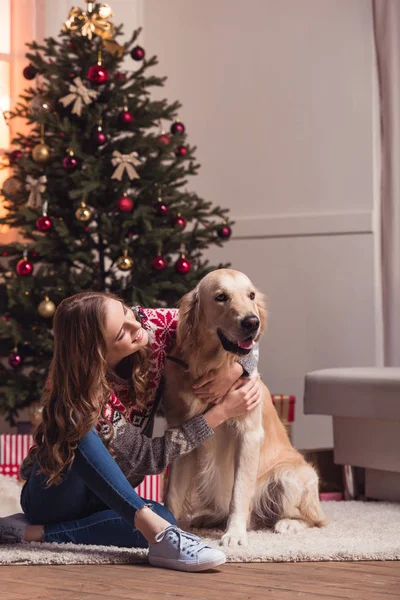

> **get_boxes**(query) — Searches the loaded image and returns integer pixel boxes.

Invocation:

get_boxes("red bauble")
[2,251,8,257]
[156,202,168,216]
[68,72,76,80]
[175,256,191,274]
[8,352,22,368]
[23,64,38,80]
[92,129,108,146]
[16,258,33,276]
[114,71,126,83]
[158,133,171,145]
[217,225,232,239]
[119,110,134,127]
[9,150,22,165]
[116,195,134,212]
[152,255,168,271]
[36,216,52,231]
[87,64,109,85]
[171,121,186,135]
[63,155,79,172]
[131,45,145,61]
[175,145,188,157]
[172,215,186,230]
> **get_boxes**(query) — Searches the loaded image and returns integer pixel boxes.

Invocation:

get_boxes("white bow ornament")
[26,175,47,209]
[59,77,99,116]
[111,150,143,180]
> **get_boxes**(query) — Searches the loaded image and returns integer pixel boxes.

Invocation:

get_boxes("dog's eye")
[249,292,255,300]
[215,293,227,303]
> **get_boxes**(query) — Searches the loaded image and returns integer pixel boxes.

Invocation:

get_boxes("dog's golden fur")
[163,269,325,546]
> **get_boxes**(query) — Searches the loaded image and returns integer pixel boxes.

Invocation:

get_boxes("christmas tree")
[0,1,233,424]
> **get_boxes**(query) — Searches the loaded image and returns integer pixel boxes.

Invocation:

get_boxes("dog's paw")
[220,529,247,547]
[274,519,309,534]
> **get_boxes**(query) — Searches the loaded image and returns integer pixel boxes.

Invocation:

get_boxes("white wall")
[38,0,378,449]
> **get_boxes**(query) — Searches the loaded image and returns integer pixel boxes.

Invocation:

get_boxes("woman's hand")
[192,362,244,404]
[204,376,262,429]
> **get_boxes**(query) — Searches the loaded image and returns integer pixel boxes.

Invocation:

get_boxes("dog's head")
[178,268,267,357]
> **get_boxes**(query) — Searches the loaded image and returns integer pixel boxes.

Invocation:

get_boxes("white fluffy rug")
[1,476,399,565]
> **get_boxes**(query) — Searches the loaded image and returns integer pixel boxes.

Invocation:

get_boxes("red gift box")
[0,433,163,502]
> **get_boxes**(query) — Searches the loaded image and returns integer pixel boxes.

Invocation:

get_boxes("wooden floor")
[1,562,399,599]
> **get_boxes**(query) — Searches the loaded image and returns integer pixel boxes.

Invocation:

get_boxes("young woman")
[0,291,261,572]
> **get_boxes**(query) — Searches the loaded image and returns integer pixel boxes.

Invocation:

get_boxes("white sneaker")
[148,525,226,572]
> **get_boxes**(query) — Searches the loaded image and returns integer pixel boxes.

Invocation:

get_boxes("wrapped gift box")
[0,433,164,502]
[271,394,295,439]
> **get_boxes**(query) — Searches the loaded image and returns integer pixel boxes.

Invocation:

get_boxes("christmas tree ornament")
[175,145,188,157]
[172,213,187,230]
[158,132,171,145]
[32,142,50,163]
[156,197,168,215]
[16,248,33,276]
[8,350,22,368]
[111,150,142,180]
[131,45,145,61]
[217,222,232,239]
[8,149,22,165]
[116,194,134,212]
[38,295,56,318]
[59,76,99,115]
[63,3,124,55]
[2,176,23,197]
[118,100,134,127]
[171,119,185,135]
[36,215,52,231]
[26,174,47,209]
[87,46,109,85]
[152,254,167,271]
[175,254,191,274]
[36,202,52,232]
[23,64,38,80]
[117,249,134,271]
[114,71,126,83]
[30,94,53,115]
[63,150,80,172]
[75,200,93,222]
[92,121,107,146]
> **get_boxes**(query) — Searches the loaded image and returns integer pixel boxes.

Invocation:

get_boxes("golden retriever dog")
[163,269,325,546]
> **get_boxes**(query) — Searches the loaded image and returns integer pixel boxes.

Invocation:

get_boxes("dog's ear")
[177,288,199,346]
[256,290,268,340]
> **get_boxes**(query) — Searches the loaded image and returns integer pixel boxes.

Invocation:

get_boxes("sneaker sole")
[149,555,227,572]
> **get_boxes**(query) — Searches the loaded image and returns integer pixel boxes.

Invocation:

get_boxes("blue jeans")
[21,428,176,548]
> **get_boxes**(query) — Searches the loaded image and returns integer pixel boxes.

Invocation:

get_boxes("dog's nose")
[240,315,260,332]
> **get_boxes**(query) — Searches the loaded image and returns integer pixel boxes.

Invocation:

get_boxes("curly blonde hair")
[28,291,150,486]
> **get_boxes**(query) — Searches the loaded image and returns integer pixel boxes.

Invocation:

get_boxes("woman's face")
[104,299,149,369]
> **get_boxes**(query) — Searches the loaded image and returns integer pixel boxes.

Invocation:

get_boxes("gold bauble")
[2,176,23,197]
[38,296,56,318]
[32,143,50,164]
[75,202,93,222]
[117,251,134,271]
[29,401,43,426]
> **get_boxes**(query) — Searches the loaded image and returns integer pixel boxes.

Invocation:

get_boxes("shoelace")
[154,526,209,554]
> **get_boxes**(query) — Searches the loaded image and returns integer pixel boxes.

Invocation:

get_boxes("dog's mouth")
[217,329,256,356]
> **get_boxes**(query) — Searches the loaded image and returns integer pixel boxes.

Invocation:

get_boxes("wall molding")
[231,210,373,239]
